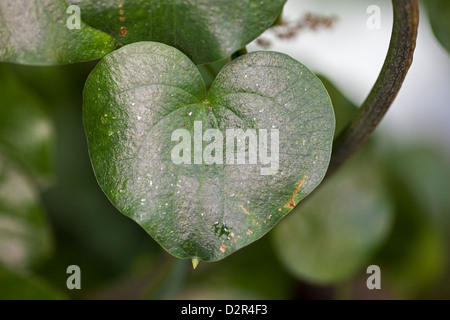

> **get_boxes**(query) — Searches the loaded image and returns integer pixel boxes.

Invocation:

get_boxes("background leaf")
[67,0,286,64]
[83,42,335,263]
[272,146,393,284]
[376,142,450,298]
[0,67,55,185]
[317,75,358,138]
[0,266,65,300]
[0,67,54,272]
[0,155,52,271]
[0,0,118,65]
[424,0,450,54]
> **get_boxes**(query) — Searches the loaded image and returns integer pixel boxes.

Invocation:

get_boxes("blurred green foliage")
[273,145,394,285]
[1,60,448,300]
[1,0,450,299]
[424,0,450,55]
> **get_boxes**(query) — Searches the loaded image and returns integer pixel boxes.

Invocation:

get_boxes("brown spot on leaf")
[284,175,307,208]
[240,205,251,215]
[120,16,126,22]
[220,243,226,253]
[119,26,127,36]
[246,229,253,235]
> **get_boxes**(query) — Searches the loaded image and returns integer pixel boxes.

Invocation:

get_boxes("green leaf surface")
[0,0,118,65]
[66,0,286,64]
[425,0,450,54]
[83,42,335,262]
[272,148,393,284]
[0,266,65,300]
[0,67,55,185]
[0,155,52,271]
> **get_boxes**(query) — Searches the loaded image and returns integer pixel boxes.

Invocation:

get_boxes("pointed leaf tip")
[192,257,200,269]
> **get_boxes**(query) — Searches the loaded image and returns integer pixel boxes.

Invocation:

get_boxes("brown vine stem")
[325,0,419,178]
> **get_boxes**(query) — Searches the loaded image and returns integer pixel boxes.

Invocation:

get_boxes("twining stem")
[326,0,419,178]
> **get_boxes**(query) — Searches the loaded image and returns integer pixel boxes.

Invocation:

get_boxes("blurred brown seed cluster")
[257,13,338,49]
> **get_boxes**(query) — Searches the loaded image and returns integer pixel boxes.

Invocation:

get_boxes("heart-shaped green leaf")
[67,0,286,64]
[83,42,335,263]
[0,0,118,65]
